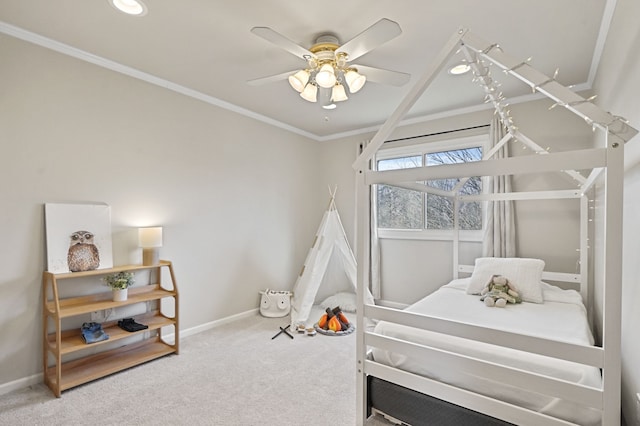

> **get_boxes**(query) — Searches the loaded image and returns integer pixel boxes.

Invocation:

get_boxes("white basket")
[259,289,292,317]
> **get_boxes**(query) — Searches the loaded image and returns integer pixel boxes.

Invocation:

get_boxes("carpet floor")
[0,312,393,425]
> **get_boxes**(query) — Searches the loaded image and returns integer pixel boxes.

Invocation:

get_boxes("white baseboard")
[0,373,43,397]
[178,308,259,339]
[0,308,260,397]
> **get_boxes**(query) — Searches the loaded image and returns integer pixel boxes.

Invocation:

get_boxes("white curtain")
[482,117,516,257]
[370,182,381,299]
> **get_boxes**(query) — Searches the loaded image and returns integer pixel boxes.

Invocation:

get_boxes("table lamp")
[138,227,163,266]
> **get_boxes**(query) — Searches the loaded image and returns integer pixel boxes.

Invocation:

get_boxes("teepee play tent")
[290,188,374,327]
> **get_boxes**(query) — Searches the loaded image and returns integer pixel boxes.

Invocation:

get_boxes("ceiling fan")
[247,18,411,109]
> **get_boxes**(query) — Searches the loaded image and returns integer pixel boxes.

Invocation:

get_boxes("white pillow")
[466,257,545,303]
[319,292,357,312]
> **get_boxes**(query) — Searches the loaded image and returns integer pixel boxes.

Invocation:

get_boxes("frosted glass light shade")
[138,227,163,248]
[288,70,309,92]
[345,70,366,93]
[331,83,348,102]
[300,83,318,102]
[315,64,337,88]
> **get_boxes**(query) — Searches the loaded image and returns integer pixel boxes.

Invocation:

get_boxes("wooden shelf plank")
[46,339,176,392]
[46,285,176,318]
[44,260,172,280]
[47,313,176,355]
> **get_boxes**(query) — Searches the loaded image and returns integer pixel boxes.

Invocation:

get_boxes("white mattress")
[370,278,602,425]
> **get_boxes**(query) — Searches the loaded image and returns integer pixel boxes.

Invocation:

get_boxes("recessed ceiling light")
[110,0,147,16]
[448,63,471,75]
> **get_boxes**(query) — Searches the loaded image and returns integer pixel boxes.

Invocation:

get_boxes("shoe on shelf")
[117,318,149,332]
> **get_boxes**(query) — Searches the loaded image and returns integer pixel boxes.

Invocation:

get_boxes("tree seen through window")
[377,147,483,231]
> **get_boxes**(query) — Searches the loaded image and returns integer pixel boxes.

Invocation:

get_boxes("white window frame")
[375,133,490,242]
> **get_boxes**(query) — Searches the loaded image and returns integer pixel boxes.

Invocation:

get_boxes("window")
[375,134,487,240]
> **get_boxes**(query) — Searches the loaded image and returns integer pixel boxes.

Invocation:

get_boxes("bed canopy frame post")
[580,193,591,323]
[453,198,460,279]
[601,132,624,426]
[355,166,371,424]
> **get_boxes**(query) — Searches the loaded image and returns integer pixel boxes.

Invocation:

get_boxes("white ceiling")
[0,0,614,141]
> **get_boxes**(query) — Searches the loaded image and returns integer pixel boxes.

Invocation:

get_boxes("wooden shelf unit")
[42,260,179,397]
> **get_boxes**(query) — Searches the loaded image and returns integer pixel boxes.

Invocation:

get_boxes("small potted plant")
[102,271,135,301]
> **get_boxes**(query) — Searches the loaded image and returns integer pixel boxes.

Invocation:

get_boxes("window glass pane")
[377,155,423,229]
[460,176,482,195]
[378,156,422,170]
[377,186,423,229]
[426,147,482,166]
[459,200,482,230]
[425,147,483,230]
[459,177,482,230]
[426,194,453,229]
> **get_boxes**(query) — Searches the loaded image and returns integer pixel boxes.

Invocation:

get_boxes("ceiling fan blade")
[250,27,314,60]
[336,18,402,61]
[353,65,411,87]
[247,70,296,86]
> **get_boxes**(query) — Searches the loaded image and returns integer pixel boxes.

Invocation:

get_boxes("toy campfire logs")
[317,306,350,332]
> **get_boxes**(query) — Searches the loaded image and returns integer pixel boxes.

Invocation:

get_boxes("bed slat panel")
[364,304,603,368]
[366,332,603,409]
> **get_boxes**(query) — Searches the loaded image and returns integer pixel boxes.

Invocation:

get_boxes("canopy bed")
[352,28,638,426]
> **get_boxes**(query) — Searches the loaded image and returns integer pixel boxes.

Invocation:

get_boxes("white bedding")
[370,278,602,425]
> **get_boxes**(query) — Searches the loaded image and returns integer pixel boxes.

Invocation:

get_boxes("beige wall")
[590,0,640,423]
[0,34,325,388]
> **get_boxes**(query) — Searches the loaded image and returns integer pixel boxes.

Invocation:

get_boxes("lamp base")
[142,248,160,266]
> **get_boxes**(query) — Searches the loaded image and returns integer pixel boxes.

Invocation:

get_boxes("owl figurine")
[67,230,100,272]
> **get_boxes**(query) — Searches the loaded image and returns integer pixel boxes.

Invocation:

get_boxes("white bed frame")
[353,28,638,426]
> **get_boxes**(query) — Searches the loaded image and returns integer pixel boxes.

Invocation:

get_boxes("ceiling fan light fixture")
[249,19,408,109]
[316,63,337,88]
[288,69,310,93]
[331,83,348,102]
[335,52,348,68]
[345,69,366,93]
[110,0,147,16]
[300,83,318,102]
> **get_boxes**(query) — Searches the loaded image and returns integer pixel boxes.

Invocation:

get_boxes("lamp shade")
[345,69,366,93]
[288,70,310,93]
[138,227,163,248]
[300,83,318,102]
[331,83,348,102]
[315,63,337,88]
